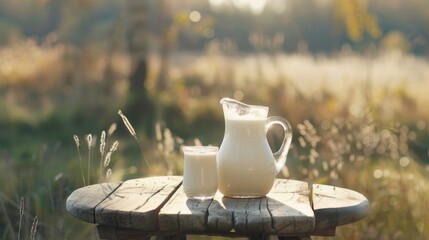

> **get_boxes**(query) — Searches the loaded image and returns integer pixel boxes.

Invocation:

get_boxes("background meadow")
[1,0,429,239]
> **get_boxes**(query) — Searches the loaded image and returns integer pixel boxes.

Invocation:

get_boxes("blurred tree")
[125,0,155,137]
[156,0,172,91]
[334,0,381,42]
[128,0,149,93]
[156,1,214,91]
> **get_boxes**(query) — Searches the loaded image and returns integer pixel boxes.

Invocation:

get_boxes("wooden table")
[66,176,369,240]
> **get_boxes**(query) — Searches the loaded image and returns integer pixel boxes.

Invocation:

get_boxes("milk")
[217,118,277,197]
[183,147,218,199]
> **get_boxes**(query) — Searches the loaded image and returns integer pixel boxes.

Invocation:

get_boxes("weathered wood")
[278,236,311,240]
[312,184,369,232]
[95,176,182,231]
[159,179,315,235]
[66,182,122,223]
[308,227,335,236]
[207,191,234,232]
[266,180,315,235]
[97,226,185,240]
[206,179,315,235]
[221,196,272,234]
[249,233,270,240]
[159,185,213,232]
[97,225,152,240]
[97,225,119,240]
[66,176,369,239]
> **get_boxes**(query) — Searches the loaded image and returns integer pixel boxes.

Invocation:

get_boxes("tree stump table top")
[66,176,369,239]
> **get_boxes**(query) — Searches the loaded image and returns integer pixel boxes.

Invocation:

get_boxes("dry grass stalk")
[0,193,16,239]
[99,130,106,181]
[86,134,93,148]
[104,152,112,168]
[73,135,79,147]
[30,215,38,240]
[18,196,24,240]
[103,141,119,171]
[163,129,174,155]
[87,134,92,185]
[117,110,152,174]
[155,122,162,141]
[297,120,320,181]
[194,138,202,146]
[110,141,119,153]
[106,168,112,180]
[118,110,136,137]
[108,123,117,136]
[154,122,184,174]
[73,135,86,186]
[100,131,106,157]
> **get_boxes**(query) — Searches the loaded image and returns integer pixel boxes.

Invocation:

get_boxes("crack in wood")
[134,185,167,211]
[93,182,124,223]
[204,198,215,230]
[274,220,294,233]
[177,210,181,230]
[266,197,275,232]
[309,183,314,210]
[244,199,250,231]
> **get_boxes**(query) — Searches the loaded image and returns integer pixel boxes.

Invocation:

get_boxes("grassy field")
[0,40,428,239]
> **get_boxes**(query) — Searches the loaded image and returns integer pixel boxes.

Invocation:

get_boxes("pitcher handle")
[266,116,293,174]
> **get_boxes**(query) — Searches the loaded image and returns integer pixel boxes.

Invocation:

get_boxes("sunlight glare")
[208,0,225,7]
[232,0,247,10]
[189,11,201,23]
[373,169,383,179]
[232,0,267,15]
[399,157,410,168]
[269,0,287,14]
[249,1,266,15]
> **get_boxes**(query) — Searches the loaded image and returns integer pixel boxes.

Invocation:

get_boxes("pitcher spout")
[220,97,248,108]
[220,97,268,119]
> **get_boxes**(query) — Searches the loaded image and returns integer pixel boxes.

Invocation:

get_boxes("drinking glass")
[182,146,218,200]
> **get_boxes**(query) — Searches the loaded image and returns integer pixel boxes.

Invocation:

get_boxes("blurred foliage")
[0,0,429,239]
[380,30,411,53]
[334,0,381,42]
[0,0,429,53]
[2,45,429,238]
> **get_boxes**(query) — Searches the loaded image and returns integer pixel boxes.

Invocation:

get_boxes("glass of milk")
[182,146,218,200]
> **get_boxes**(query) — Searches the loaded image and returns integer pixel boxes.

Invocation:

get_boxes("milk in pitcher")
[217,117,277,197]
[217,98,293,198]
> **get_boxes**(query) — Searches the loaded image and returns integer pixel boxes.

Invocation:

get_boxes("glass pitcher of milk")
[217,98,293,198]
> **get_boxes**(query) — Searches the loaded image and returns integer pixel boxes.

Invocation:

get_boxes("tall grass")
[1,39,429,238]
[17,196,24,240]
[73,135,86,186]
[118,110,153,174]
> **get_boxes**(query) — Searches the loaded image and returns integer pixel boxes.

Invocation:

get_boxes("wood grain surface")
[312,183,369,232]
[66,176,369,238]
[95,176,182,231]
[159,185,212,232]
[206,179,315,235]
[66,182,122,223]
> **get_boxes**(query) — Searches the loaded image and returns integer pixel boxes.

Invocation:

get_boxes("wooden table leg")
[249,234,269,240]
[97,225,117,240]
[249,235,311,240]
[278,236,311,240]
[97,226,152,240]
[97,225,186,240]
[97,226,118,240]
[155,234,186,240]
